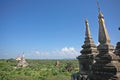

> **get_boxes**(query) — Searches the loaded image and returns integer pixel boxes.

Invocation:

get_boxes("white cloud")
[61,47,76,53]
[35,51,40,55]
[31,47,80,59]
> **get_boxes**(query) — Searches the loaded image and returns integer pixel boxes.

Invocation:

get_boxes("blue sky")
[0,0,120,59]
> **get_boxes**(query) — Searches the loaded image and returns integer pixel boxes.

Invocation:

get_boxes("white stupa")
[16,53,28,67]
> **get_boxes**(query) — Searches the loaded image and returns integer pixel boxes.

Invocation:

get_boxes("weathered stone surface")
[115,42,120,56]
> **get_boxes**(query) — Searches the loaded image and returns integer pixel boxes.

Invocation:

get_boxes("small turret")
[77,19,97,75]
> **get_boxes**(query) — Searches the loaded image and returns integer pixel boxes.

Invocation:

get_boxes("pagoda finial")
[96,0,110,44]
[85,19,91,38]
[96,0,104,19]
[22,52,25,58]
[96,0,101,13]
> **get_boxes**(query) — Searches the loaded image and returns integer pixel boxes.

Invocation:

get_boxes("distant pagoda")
[88,3,120,80]
[16,53,28,67]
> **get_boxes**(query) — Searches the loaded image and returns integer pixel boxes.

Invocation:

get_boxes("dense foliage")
[0,59,79,80]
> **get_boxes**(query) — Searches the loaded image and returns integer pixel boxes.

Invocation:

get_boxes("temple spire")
[96,0,101,13]
[22,52,25,58]
[77,19,97,76]
[97,0,110,44]
[85,19,91,38]
[88,1,120,80]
